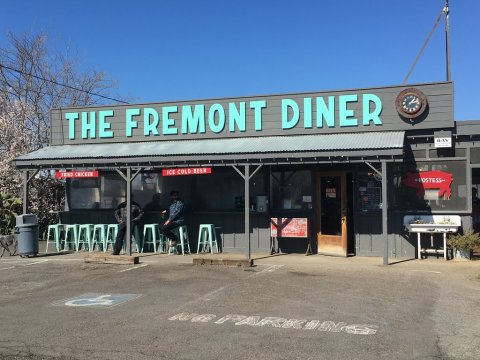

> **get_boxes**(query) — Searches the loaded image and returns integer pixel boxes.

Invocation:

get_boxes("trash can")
[15,214,39,257]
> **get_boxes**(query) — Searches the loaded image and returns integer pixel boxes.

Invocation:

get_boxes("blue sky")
[0,0,478,120]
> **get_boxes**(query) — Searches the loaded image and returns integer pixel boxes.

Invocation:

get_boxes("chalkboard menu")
[358,177,382,211]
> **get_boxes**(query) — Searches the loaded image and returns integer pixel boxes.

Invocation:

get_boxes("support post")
[382,161,388,266]
[233,164,262,261]
[244,165,250,261]
[126,167,132,256]
[22,171,29,214]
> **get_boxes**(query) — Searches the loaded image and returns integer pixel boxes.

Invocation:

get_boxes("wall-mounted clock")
[395,88,428,120]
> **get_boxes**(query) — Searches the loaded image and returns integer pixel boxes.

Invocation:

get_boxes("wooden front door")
[316,172,348,256]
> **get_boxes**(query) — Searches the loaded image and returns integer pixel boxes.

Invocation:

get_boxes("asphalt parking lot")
[0,252,479,360]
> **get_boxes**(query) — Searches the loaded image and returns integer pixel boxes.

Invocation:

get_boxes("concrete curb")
[193,257,254,267]
[84,253,139,265]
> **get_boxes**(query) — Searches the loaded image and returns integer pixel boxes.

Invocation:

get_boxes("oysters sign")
[403,170,453,199]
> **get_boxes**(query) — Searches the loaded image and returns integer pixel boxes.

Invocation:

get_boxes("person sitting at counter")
[160,190,185,251]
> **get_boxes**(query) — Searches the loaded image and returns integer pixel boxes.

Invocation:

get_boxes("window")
[68,178,101,209]
[391,160,467,212]
[101,174,126,209]
[356,171,382,212]
[272,170,312,210]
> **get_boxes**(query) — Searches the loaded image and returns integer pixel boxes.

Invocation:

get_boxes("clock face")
[395,88,427,120]
[402,94,421,114]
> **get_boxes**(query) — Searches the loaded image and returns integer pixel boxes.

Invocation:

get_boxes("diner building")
[13,81,480,261]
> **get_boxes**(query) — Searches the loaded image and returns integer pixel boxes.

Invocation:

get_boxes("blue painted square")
[54,293,141,308]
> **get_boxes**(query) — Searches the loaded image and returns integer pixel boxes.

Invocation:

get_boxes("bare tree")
[0,32,123,235]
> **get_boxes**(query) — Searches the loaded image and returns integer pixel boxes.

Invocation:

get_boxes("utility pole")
[444,0,451,81]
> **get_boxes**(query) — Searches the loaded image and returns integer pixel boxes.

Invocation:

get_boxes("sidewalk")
[16,241,480,279]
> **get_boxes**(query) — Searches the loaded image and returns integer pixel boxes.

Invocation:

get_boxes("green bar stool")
[92,224,108,252]
[143,224,165,253]
[197,224,219,254]
[64,224,79,251]
[78,224,94,251]
[169,225,190,255]
[106,224,119,251]
[158,231,169,253]
[45,224,64,253]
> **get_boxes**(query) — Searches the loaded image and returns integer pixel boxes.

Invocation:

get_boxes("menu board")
[270,218,309,238]
[358,181,381,211]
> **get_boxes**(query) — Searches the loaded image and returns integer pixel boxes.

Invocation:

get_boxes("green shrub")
[0,192,22,234]
[447,230,480,251]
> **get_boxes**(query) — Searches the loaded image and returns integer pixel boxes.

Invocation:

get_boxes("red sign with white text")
[55,170,99,179]
[270,218,310,238]
[162,167,212,176]
[402,170,453,199]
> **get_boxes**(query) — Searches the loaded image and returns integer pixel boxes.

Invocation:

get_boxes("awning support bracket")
[365,161,382,179]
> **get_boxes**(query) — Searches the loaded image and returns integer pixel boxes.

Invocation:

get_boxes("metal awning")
[14,131,405,168]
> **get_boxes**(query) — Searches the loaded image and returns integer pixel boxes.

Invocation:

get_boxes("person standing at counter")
[112,199,144,255]
[160,190,185,249]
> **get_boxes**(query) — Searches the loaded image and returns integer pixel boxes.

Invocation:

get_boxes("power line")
[402,2,448,84]
[0,62,129,104]
[2,85,106,105]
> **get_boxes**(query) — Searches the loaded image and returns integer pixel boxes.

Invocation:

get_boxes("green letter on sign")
[228,102,246,132]
[208,104,226,133]
[126,108,140,137]
[81,112,96,139]
[98,110,114,138]
[282,99,299,129]
[250,100,266,131]
[339,95,358,127]
[362,94,383,126]
[162,106,178,135]
[65,112,79,140]
[316,96,335,128]
[304,98,312,129]
[181,105,205,134]
[144,108,159,136]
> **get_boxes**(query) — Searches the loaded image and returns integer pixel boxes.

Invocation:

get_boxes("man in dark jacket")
[112,199,144,255]
[160,190,185,248]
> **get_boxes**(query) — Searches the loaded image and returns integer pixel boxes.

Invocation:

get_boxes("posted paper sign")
[270,218,309,238]
[434,137,452,148]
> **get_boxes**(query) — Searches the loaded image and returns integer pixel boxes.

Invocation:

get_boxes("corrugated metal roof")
[16,131,404,163]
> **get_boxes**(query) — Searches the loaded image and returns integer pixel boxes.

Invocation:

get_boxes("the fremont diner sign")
[63,94,383,140]
[50,82,453,144]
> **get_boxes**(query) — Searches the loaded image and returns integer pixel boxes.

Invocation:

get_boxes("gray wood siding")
[50,82,454,145]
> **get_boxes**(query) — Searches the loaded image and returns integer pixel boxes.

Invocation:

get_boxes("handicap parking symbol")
[54,293,141,308]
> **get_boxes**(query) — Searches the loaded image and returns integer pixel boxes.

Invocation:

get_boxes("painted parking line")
[408,270,442,274]
[165,264,285,314]
[22,259,49,266]
[118,264,149,272]
[0,259,50,269]
[249,264,284,277]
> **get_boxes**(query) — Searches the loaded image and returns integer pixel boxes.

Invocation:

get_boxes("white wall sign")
[434,137,452,148]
